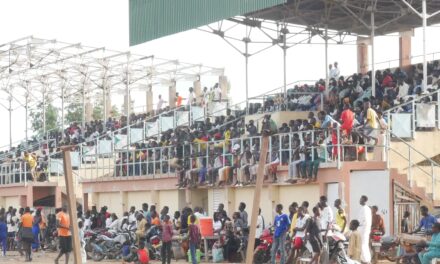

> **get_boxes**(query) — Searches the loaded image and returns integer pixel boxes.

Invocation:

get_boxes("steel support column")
[371,8,376,97]
[325,25,329,90]
[282,30,287,100]
[8,96,12,149]
[422,0,428,92]
[245,39,249,115]
[61,84,65,136]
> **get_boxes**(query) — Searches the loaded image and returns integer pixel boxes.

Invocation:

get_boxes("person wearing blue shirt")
[0,215,7,257]
[419,223,440,264]
[271,204,290,264]
[412,206,438,235]
[318,111,333,128]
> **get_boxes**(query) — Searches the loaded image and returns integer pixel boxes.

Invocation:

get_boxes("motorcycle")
[371,230,399,263]
[327,229,350,264]
[254,228,273,264]
[90,230,136,261]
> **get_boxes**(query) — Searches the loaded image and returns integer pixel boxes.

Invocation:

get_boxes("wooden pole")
[246,136,269,264]
[62,148,82,264]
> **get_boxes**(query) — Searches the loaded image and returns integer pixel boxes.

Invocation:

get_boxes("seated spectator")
[264,151,279,183]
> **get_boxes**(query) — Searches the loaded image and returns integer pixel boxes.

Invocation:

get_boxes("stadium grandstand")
[1,0,440,248]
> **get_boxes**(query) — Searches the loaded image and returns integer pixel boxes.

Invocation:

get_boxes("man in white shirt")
[319,196,334,238]
[357,195,372,263]
[128,206,137,226]
[156,94,166,114]
[213,84,222,101]
[187,87,195,106]
[330,62,340,79]
[396,80,409,101]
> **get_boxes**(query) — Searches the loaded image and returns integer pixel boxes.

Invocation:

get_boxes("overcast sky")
[1,0,440,147]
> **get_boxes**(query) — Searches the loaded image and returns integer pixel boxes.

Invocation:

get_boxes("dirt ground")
[0,251,396,264]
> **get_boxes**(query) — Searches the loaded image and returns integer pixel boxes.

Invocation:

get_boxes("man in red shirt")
[340,103,355,135]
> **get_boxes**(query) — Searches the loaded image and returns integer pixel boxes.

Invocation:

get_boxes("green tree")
[30,101,59,135]
[111,105,120,118]
[92,104,103,120]
[65,102,83,124]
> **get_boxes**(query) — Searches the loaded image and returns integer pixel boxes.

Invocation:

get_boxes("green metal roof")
[129,0,285,46]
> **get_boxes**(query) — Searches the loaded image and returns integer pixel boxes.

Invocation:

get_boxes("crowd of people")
[1,194,439,263]
[1,59,440,186]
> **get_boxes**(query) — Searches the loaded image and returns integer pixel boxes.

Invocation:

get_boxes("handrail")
[364,50,440,69]
[389,131,440,168]
[383,89,439,114]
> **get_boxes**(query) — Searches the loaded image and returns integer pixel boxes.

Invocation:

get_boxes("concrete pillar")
[357,37,370,75]
[121,191,128,214]
[185,189,192,207]
[55,186,62,208]
[226,188,235,218]
[123,94,132,116]
[193,79,202,104]
[268,185,279,220]
[85,99,93,122]
[219,76,229,101]
[146,84,153,113]
[106,88,112,117]
[19,195,26,208]
[168,81,176,108]
[83,193,89,212]
[151,190,159,206]
[399,30,413,70]
[0,196,5,209]
[26,186,33,207]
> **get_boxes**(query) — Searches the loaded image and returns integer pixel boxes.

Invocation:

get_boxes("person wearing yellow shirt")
[363,98,379,145]
[288,203,299,234]
[24,152,37,181]
[334,199,347,232]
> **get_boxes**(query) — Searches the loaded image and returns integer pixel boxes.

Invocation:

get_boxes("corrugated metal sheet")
[129,0,285,46]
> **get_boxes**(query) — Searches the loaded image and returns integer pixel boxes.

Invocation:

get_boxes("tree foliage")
[30,101,59,135]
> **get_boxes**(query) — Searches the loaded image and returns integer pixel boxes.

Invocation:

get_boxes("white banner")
[416,103,436,128]
[176,111,189,126]
[114,134,128,150]
[391,113,412,138]
[191,106,204,122]
[160,116,174,132]
[71,151,80,168]
[98,140,112,154]
[209,102,227,117]
[49,159,64,175]
[146,121,159,137]
[130,128,144,144]
[82,145,97,162]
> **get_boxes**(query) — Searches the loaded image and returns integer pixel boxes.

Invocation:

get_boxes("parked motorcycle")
[89,230,136,261]
[254,228,273,264]
[371,230,399,263]
[327,229,350,264]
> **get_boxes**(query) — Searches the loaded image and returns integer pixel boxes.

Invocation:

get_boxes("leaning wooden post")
[246,135,269,264]
[62,147,82,264]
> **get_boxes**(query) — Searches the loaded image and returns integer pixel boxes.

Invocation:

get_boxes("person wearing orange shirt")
[54,206,72,264]
[176,92,183,107]
[20,207,34,262]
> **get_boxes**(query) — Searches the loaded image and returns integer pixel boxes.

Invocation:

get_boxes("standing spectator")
[0,215,7,257]
[307,207,323,264]
[357,195,372,263]
[347,220,362,262]
[20,207,34,262]
[160,206,169,222]
[23,152,37,181]
[340,103,355,135]
[32,209,42,251]
[7,208,18,250]
[255,208,265,248]
[128,206,137,226]
[401,211,410,234]
[363,98,379,145]
[318,196,334,239]
[334,199,347,232]
[137,241,149,264]
[176,93,184,107]
[78,221,87,264]
[330,62,340,79]
[135,214,147,244]
[54,206,72,264]
[188,215,201,264]
[271,204,290,264]
[187,87,196,107]
[213,83,222,102]
[161,215,173,264]
[238,202,248,228]
[371,205,385,235]
[411,206,437,235]
[156,95,167,114]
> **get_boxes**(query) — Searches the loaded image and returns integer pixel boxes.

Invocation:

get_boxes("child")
[347,220,362,262]
[79,221,86,263]
[188,215,201,264]
[0,216,7,256]
[137,241,149,264]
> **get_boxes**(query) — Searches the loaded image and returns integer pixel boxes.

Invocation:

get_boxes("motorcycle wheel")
[92,250,105,262]
[253,249,267,264]
[385,247,399,262]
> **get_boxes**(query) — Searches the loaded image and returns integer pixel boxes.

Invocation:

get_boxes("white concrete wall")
[349,170,391,236]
